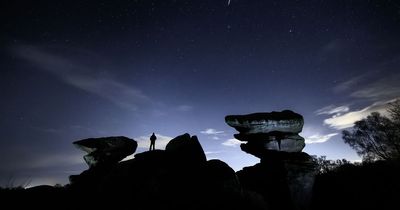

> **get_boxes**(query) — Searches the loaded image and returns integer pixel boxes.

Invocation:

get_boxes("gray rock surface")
[225,110,304,134]
[263,138,305,152]
[234,132,304,142]
[73,136,137,167]
[225,110,305,155]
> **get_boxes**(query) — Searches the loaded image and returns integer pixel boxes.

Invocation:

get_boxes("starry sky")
[1,0,400,187]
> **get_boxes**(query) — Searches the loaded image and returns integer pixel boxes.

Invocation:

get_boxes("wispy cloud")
[334,70,400,101]
[350,76,400,100]
[320,64,400,130]
[305,133,338,144]
[333,74,366,93]
[28,153,84,169]
[315,105,349,115]
[204,151,222,155]
[302,125,338,144]
[201,128,225,140]
[13,46,150,111]
[222,138,242,147]
[323,99,395,130]
[201,128,225,135]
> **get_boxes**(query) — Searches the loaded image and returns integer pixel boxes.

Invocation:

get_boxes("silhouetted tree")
[312,155,352,174]
[342,100,400,161]
[388,100,400,135]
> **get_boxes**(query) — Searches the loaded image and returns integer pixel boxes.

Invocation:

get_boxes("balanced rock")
[225,110,305,156]
[227,111,316,210]
[73,136,137,168]
[225,110,304,134]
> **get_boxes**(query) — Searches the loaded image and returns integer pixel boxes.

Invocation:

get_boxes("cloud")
[204,151,222,155]
[315,105,349,115]
[323,99,395,130]
[305,133,338,144]
[301,125,338,144]
[13,46,149,111]
[334,71,400,101]
[222,138,242,147]
[322,66,400,130]
[28,153,84,169]
[333,74,366,93]
[201,128,226,141]
[350,76,400,100]
[201,128,224,135]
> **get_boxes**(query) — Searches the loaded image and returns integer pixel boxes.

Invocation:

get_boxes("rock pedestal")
[225,110,305,157]
[226,110,317,210]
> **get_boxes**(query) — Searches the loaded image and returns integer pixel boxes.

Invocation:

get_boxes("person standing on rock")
[149,132,157,151]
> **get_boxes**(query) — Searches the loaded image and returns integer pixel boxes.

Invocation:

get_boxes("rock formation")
[73,136,137,168]
[226,110,304,134]
[66,133,262,210]
[225,110,305,158]
[226,110,317,210]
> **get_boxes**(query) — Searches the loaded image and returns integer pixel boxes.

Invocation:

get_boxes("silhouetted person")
[149,132,157,151]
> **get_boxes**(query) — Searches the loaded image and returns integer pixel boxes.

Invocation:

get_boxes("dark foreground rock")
[3,132,400,210]
[237,151,317,210]
[66,133,265,210]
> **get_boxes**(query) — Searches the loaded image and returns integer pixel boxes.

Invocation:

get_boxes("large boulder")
[225,110,304,134]
[165,133,207,165]
[73,136,137,168]
[225,110,306,156]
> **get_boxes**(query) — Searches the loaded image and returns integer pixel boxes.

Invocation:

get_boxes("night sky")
[1,0,400,187]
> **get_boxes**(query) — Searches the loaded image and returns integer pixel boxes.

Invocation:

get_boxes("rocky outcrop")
[225,110,305,156]
[226,110,317,210]
[73,136,137,168]
[68,133,263,210]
